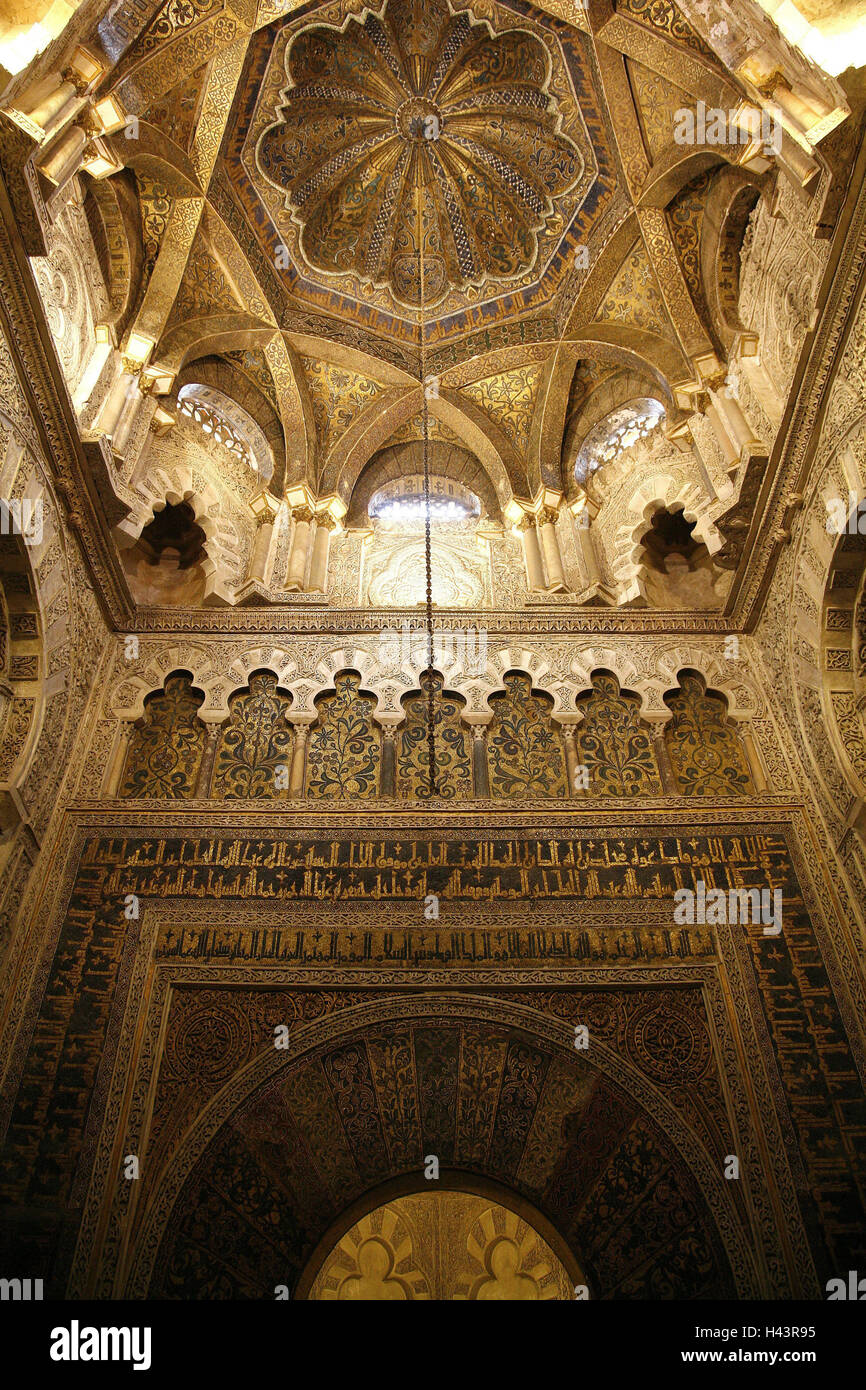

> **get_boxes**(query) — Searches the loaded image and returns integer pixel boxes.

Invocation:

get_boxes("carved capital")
[61,69,90,98]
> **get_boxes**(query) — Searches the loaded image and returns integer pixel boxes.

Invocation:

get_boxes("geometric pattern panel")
[211,671,294,799]
[305,671,381,798]
[398,675,473,799]
[486,672,568,798]
[664,672,755,796]
[576,671,663,797]
[118,672,206,798]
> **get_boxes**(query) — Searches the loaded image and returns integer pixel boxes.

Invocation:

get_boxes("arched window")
[369,476,480,525]
[177,384,273,479]
[575,399,665,483]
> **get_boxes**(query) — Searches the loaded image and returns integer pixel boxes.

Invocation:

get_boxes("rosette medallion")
[256,0,583,307]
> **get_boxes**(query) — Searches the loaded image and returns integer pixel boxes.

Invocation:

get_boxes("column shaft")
[518,515,546,591]
[704,398,740,468]
[539,509,567,592]
[308,517,334,592]
[99,369,134,437]
[21,78,77,130]
[740,730,768,793]
[112,384,143,456]
[289,725,309,797]
[37,122,87,184]
[651,727,676,794]
[575,519,602,588]
[560,725,581,796]
[196,725,221,796]
[285,510,313,591]
[713,388,759,452]
[380,728,397,796]
[247,516,275,586]
[472,727,490,797]
[105,720,134,796]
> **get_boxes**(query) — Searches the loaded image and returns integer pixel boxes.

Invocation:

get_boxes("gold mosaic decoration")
[211,671,294,799]
[576,672,663,797]
[119,673,206,799]
[309,1192,573,1299]
[306,671,381,798]
[398,675,473,799]
[385,413,464,448]
[664,672,755,796]
[595,244,670,337]
[486,672,568,798]
[628,61,693,162]
[461,362,544,454]
[255,0,583,307]
[301,357,388,461]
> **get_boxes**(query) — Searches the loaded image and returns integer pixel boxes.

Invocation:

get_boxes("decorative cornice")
[124,605,733,636]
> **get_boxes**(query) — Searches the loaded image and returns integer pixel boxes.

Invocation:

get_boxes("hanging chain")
[417,158,437,798]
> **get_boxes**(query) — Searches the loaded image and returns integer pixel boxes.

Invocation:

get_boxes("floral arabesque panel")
[119,673,206,798]
[305,671,381,798]
[211,671,294,799]
[576,673,662,797]
[486,672,568,798]
[398,675,473,799]
[664,673,754,796]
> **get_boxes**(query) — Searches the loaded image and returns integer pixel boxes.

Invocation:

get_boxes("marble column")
[247,510,277,587]
[650,724,676,795]
[741,729,768,793]
[517,513,546,592]
[36,120,86,184]
[470,724,491,798]
[702,394,740,469]
[380,725,398,797]
[12,72,79,134]
[285,507,314,591]
[574,513,602,589]
[560,724,583,796]
[99,367,135,438]
[105,719,134,796]
[740,354,783,428]
[289,723,310,797]
[196,723,221,797]
[538,507,567,592]
[111,380,144,456]
[711,386,760,454]
[308,513,336,593]
[777,127,820,186]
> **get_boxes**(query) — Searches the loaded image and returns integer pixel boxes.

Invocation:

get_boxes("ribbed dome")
[256,0,583,307]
